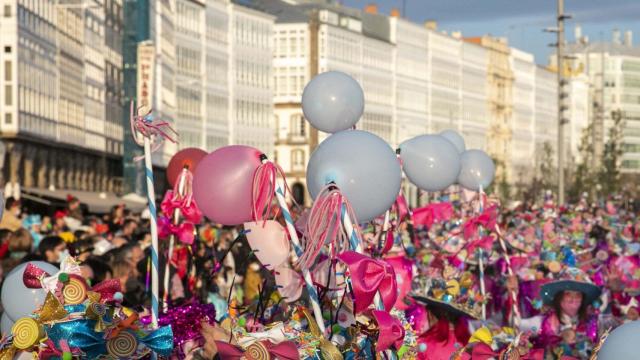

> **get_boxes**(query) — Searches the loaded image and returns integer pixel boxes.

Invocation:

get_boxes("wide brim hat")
[411,293,479,319]
[540,267,602,305]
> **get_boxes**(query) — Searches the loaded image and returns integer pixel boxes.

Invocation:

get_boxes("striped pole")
[274,186,326,334]
[494,224,521,327]
[143,136,160,329]
[478,249,486,321]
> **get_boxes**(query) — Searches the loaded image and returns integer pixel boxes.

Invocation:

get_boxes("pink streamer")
[251,161,289,222]
[297,185,357,269]
[129,102,178,161]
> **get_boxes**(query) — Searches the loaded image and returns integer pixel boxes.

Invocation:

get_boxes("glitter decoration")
[12,317,44,350]
[157,302,216,358]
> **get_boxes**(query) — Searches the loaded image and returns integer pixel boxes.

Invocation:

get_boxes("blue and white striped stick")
[143,136,160,330]
[274,186,326,334]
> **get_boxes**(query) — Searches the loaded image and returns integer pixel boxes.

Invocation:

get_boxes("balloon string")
[297,185,351,270]
[252,161,288,222]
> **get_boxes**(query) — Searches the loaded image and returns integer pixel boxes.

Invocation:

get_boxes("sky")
[341,0,640,64]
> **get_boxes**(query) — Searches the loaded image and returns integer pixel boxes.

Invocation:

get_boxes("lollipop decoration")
[130,102,177,329]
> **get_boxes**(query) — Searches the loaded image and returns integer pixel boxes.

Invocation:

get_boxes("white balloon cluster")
[301,71,496,223]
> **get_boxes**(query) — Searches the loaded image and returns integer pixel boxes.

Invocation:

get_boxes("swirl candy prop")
[62,275,89,305]
[12,317,45,350]
[107,331,138,358]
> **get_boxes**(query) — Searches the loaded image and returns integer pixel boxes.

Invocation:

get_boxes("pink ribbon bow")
[160,189,202,225]
[338,251,397,314]
[130,102,178,161]
[214,340,299,360]
[462,205,498,239]
[372,310,405,352]
[464,235,495,256]
[411,202,454,228]
[158,216,195,245]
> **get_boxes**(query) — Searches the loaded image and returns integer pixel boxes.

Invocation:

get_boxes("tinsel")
[158,302,216,358]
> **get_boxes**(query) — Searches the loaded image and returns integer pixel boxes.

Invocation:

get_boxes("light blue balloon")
[439,129,466,154]
[399,135,462,192]
[1,313,13,334]
[306,130,401,222]
[457,150,495,191]
[598,320,640,359]
[301,71,365,133]
[1,261,59,321]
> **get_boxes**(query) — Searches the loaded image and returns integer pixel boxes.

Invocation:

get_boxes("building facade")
[560,28,640,175]
[229,3,275,157]
[0,0,125,195]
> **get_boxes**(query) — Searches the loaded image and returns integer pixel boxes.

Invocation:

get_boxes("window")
[4,5,10,17]
[291,149,305,171]
[4,113,12,124]
[4,46,10,53]
[4,85,11,106]
[4,61,10,81]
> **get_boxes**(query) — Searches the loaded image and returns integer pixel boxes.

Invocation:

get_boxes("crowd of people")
[0,189,638,359]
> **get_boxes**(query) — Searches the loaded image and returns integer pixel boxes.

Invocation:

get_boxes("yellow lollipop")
[446,279,460,296]
[62,275,89,305]
[11,318,44,350]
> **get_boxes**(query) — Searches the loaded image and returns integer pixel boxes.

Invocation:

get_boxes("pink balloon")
[385,255,413,310]
[193,145,262,225]
[244,221,290,270]
[274,266,303,302]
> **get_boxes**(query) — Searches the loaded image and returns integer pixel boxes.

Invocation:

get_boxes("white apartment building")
[175,0,205,150]
[426,28,461,135]
[460,40,489,150]
[510,48,536,183]
[204,0,230,150]
[560,28,640,174]
[229,3,275,157]
[170,0,274,159]
[391,16,428,145]
[534,66,559,165]
[0,0,124,193]
[149,0,178,167]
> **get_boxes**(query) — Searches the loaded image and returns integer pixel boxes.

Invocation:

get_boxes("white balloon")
[0,313,13,334]
[1,261,59,321]
[439,129,466,154]
[457,150,496,191]
[598,320,640,359]
[306,130,401,222]
[399,135,462,192]
[302,71,365,133]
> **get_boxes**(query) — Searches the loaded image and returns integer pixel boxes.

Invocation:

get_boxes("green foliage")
[597,110,625,196]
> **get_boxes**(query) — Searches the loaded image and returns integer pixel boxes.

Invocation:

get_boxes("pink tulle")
[297,185,360,269]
